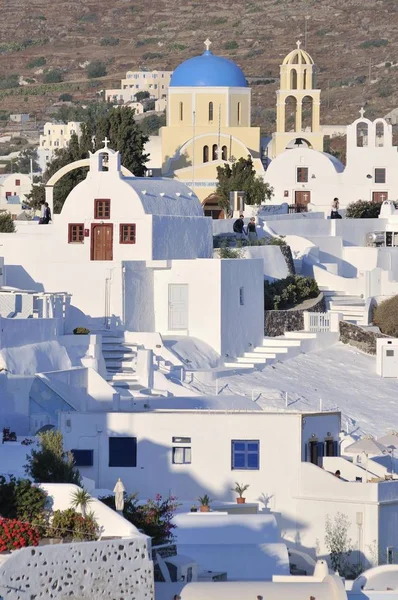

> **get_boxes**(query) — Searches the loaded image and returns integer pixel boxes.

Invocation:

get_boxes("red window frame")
[119,223,136,244]
[15,179,20,186]
[297,167,309,183]
[5,192,11,198]
[94,199,111,219]
[68,223,84,243]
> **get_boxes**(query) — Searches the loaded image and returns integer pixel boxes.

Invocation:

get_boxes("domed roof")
[283,41,314,66]
[170,40,247,88]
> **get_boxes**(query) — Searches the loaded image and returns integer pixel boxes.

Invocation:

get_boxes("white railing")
[303,311,342,333]
[0,290,71,320]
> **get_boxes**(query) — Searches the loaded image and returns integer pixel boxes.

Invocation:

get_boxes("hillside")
[1,0,398,131]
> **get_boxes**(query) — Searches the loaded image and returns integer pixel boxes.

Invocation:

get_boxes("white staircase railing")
[303,311,342,333]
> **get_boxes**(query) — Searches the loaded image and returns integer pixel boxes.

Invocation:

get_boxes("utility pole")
[368,58,372,84]
[304,15,310,49]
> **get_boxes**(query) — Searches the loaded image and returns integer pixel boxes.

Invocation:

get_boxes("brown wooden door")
[372,191,388,203]
[295,190,311,206]
[91,224,113,261]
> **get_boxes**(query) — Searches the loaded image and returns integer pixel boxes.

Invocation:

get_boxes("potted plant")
[198,494,211,512]
[70,488,92,518]
[232,482,250,504]
[190,505,198,513]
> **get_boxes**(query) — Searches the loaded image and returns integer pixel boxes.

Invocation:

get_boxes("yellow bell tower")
[270,41,323,158]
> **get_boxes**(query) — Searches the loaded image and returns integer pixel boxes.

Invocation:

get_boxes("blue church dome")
[170,45,247,88]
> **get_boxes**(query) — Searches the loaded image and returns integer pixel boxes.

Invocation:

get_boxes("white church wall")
[0,316,62,349]
[152,215,213,260]
[240,246,289,281]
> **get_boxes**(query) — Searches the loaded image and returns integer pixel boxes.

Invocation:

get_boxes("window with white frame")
[172,447,191,464]
[232,440,259,470]
[374,168,386,184]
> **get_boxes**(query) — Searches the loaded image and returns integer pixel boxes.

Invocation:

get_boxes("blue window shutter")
[333,441,339,456]
[317,442,324,458]
[304,443,308,462]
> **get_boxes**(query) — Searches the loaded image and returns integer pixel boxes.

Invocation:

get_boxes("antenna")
[192,110,196,192]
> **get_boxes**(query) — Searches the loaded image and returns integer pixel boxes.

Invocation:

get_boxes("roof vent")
[142,190,147,195]
[175,192,181,197]
[160,192,165,197]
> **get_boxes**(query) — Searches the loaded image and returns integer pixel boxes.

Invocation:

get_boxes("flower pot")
[199,505,210,512]
[237,497,246,504]
[190,508,198,513]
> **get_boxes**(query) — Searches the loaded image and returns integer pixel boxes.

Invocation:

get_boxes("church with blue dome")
[160,40,263,216]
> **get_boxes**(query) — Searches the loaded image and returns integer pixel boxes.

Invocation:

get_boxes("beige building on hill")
[267,41,324,159]
[106,70,172,104]
[159,40,264,216]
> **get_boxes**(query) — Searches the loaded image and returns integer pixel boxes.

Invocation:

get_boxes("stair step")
[284,332,317,339]
[262,339,301,347]
[235,356,267,364]
[224,361,255,369]
[105,361,134,369]
[244,352,276,359]
[103,352,135,360]
[253,346,289,354]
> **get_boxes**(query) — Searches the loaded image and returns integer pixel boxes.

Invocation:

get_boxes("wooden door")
[295,190,311,206]
[372,191,388,203]
[91,224,113,261]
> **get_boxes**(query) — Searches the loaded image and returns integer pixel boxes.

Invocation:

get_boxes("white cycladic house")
[105,69,172,103]
[0,172,33,217]
[376,338,398,378]
[0,144,264,358]
[264,114,398,215]
[59,404,398,569]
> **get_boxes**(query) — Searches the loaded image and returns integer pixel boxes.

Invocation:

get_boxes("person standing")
[247,217,258,243]
[233,214,246,240]
[43,202,52,224]
[330,198,341,219]
[38,200,46,224]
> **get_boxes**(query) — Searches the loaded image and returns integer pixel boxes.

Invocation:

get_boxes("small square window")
[120,224,136,244]
[375,168,386,184]
[297,167,309,183]
[172,447,191,464]
[109,437,137,467]
[95,199,111,219]
[386,349,394,357]
[68,223,84,243]
[232,440,259,470]
[71,449,93,467]
[239,287,245,306]
[15,179,20,186]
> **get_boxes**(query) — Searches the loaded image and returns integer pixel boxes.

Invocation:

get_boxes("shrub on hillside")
[27,56,46,69]
[264,275,319,310]
[43,69,63,84]
[373,296,398,337]
[59,93,73,102]
[86,61,106,79]
[0,213,15,233]
[346,200,381,219]
[100,37,119,46]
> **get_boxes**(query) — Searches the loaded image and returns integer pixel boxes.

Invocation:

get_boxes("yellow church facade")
[160,40,263,215]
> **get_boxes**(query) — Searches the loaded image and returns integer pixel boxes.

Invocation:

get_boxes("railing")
[0,290,71,320]
[305,312,331,332]
[288,204,308,214]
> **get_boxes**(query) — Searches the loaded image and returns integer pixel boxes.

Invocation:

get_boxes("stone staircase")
[99,331,145,398]
[224,332,318,369]
[319,288,366,324]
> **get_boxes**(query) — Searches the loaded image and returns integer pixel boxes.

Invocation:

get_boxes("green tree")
[43,69,63,84]
[216,156,273,214]
[15,147,39,174]
[138,113,166,136]
[135,91,150,102]
[25,429,81,485]
[0,212,16,232]
[346,200,381,219]
[86,61,107,79]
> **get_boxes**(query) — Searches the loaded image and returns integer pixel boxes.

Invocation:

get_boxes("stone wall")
[280,245,295,275]
[0,536,154,600]
[265,293,326,337]
[339,321,390,355]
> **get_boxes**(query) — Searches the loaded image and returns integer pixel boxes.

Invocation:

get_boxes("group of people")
[233,215,258,242]
[39,200,52,225]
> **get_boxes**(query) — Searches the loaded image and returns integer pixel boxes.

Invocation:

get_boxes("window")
[203,145,209,163]
[374,168,386,184]
[94,199,111,219]
[237,102,241,124]
[187,567,193,582]
[239,286,245,306]
[71,449,93,467]
[109,437,137,467]
[68,223,84,243]
[172,436,191,443]
[376,121,385,147]
[172,447,191,464]
[297,167,309,183]
[15,179,20,186]
[222,145,227,161]
[232,440,259,470]
[179,101,184,121]
[212,144,218,161]
[387,547,394,564]
[357,121,368,147]
[5,192,11,198]
[387,349,394,357]
[209,101,214,122]
[120,224,136,244]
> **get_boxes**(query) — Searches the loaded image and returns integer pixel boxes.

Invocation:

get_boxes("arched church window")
[179,102,183,121]
[303,69,307,90]
[284,96,297,132]
[212,144,218,160]
[290,69,298,90]
[237,102,242,124]
[222,145,227,160]
[209,102,214,122]
[375,122,385,147]
[302,96,314,132]
[203,145,209,163]
[356,122,368,147]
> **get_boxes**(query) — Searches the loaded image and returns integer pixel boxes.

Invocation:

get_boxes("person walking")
[233,214,246,240]
[247,217,258,243]
[43,202,52,224]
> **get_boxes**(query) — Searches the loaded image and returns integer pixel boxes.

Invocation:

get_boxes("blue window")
[71,449,93,467]
[109,437,137,467]
[232,440,259,470]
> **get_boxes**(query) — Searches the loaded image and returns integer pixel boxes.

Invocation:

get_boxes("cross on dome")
[102,136,110,148]
[359,107,366,119]
[296,40,302,49]
[204,38,212,52]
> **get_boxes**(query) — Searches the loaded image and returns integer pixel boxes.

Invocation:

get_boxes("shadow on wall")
[163,151,192,175]
[5,266,44,292]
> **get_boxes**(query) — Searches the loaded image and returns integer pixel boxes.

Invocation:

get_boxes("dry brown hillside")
[1,0,398,131]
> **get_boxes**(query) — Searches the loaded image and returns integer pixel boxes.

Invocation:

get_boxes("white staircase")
[319,288,366,324]
[224,332,318,369]
[99,332,145,397]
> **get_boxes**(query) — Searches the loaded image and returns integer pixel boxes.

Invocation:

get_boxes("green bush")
[100,37,120,46]
[43,69,63,84]
[360,39,388,49]
[264,275,319,310]
[142,52,162,60]
[219,244,242,258]
[346,200,381,219]
[0,476,48,525]
[224,41,238,50]
[136,38,157,47]
[50,508,98,541]
[86,61,106,79]
[373,296,398,337]
[59,93,73,101]
[73,327,90,335]
[0,74,19,90]
[0,212,16,232]
[27,56,46,69]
